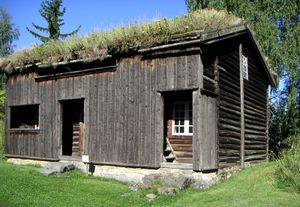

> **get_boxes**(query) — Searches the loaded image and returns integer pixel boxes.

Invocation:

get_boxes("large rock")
[190,173,218,189]
[157,187,177,195]
[38,162,75,176]
[141,173,192,190]
[145,193,157,202]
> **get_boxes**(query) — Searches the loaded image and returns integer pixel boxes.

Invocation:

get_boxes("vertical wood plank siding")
[5,51,207,168]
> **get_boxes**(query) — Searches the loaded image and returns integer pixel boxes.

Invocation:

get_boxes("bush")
[0,120,3,157]
[276,134,300,193]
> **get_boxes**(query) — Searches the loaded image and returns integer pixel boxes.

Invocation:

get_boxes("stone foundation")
[7,158,226,190]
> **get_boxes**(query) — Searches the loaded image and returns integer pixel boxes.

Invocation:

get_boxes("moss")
[0,9,243,73]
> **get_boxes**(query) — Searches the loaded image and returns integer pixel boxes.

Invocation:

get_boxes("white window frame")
[242,54,248,80]
[172,102,193,136]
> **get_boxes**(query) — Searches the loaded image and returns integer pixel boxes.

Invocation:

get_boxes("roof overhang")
[140,24,276,87]
[199,26,276,87]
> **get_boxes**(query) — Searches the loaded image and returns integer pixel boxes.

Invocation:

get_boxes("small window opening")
[242,54,248,80]
[10,105,39,129]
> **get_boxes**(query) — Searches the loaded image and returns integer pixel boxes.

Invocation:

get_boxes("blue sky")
[1,0,187,50]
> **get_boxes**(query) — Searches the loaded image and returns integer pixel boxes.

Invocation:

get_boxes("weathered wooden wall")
[5,73,58,160]
[216,39,269,168]
[242,43,268,162]
[218,49,242,167]
[5,35,269,170]
[5,47,218,170]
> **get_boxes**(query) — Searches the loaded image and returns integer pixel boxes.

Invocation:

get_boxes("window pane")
[173,102,193,135]
[180,111,184,117]
[180,127,184,133]
[180,104,185,111]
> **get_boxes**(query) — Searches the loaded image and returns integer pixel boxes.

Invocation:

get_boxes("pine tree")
[26,0,81,43]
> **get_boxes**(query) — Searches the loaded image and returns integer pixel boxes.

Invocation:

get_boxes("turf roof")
[0,9,244,73]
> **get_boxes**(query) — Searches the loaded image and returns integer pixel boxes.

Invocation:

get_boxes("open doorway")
[61,98,84,156]
[162,90,193,164]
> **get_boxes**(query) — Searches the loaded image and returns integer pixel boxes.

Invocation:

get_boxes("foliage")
[26,0,81,43]
[0,9,243,73]
[0,120,4,158]
[0,7,19,89]
[0,88,5,119]
[0,160,299,206]
[276,134,300,193]
[185,0,300,151]
[0,7,19,56]
[185,0,210,12]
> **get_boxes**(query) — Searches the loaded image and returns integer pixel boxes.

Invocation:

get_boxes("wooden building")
[3,20,275,171]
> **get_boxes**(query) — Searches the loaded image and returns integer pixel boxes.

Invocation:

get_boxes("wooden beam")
[239,44,245,168]
[203,75,217,85]
[4,154,59,161]
[138,39,202,53]
[35,65,117,81]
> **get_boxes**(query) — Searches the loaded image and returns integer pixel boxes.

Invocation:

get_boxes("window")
[242,54,248,80]
[10,105,39,129]
[172,102,193,135]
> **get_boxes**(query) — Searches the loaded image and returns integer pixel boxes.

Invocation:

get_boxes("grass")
[0,9,243,73]
[0,160,299,207]
[276,134,300,193]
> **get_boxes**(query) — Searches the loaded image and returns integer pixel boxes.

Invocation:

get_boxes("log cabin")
[1,10,276,171]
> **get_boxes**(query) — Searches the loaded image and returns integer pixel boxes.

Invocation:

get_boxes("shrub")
[0,120,3,158]
[276,134,300,193]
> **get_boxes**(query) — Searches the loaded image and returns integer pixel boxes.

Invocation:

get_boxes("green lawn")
[0,160,299,207]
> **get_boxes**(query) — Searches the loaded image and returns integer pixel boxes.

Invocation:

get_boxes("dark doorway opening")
[162,90,193,164]
[61,99,84,156]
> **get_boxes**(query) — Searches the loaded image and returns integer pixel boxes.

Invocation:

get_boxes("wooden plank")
[192,89,201,170]
[79,122,84,153]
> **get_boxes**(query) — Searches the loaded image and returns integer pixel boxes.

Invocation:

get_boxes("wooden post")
[79,122,84,154]
[239,44,245,168]
[266,88,270,161]
[214,56,220,167]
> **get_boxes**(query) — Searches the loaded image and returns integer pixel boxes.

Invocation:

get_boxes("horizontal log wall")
[218,50,242,167]
[217,41,269,167]
[242,44,268,162]
[5,50,204,168]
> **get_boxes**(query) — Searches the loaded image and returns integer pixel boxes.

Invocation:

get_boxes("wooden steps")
[71,122,84,156]
[163,136,192,164]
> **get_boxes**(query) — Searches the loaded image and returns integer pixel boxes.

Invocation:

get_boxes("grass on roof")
[0,9,243,73]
